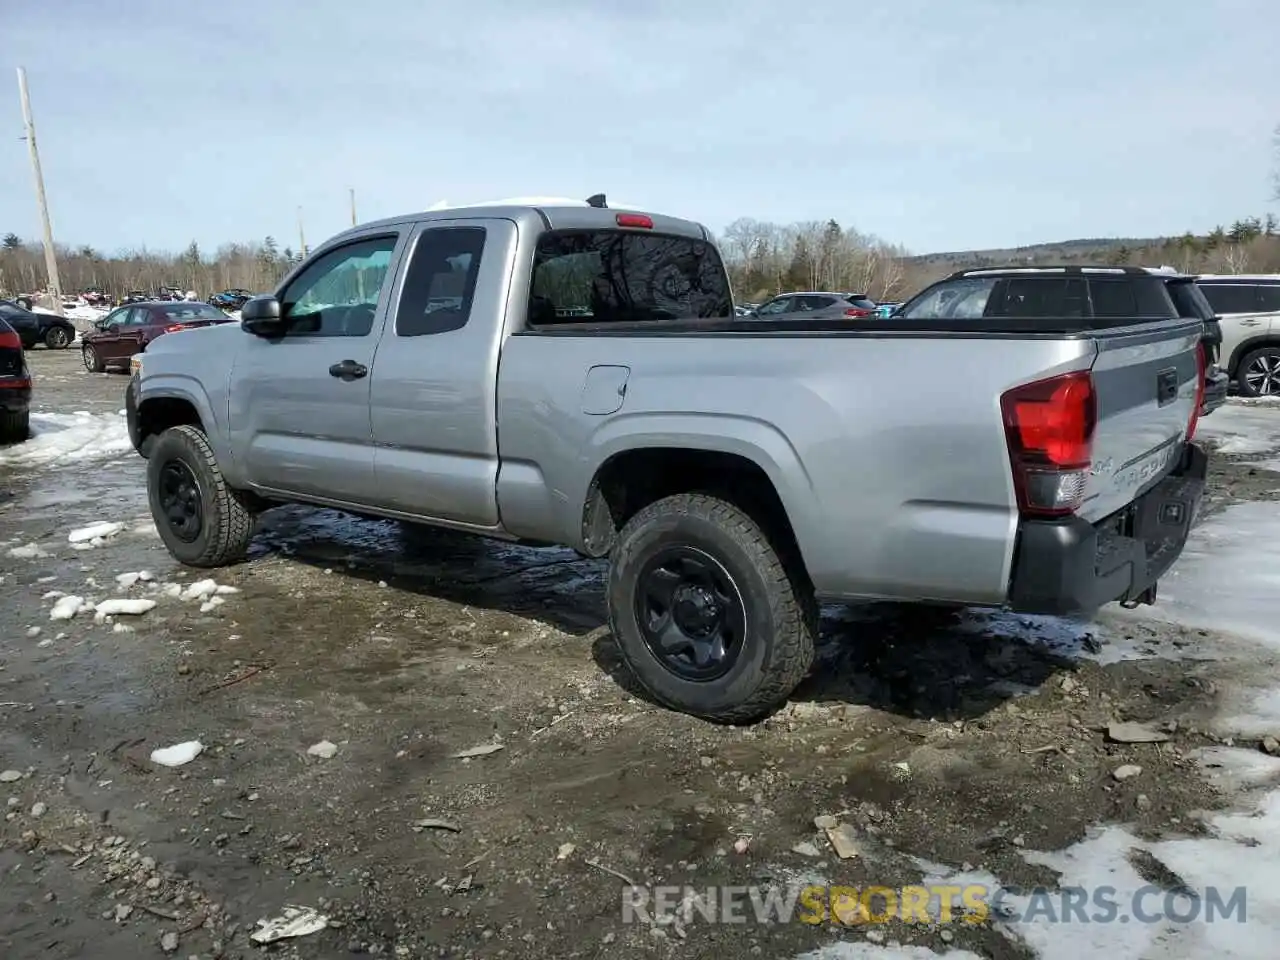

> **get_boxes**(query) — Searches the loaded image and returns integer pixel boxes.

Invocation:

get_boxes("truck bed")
[495,317,1204,606]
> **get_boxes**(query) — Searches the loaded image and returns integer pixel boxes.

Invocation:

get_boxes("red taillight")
[164,324,186,333]
[1001,371,1097,517]
[0,330,21,350]
[1187,344,1206,441]
[616,213,653,229]
[844,308,873,318]
[0,378,32,389]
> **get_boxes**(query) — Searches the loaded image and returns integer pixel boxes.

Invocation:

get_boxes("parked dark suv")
[895,265,1219,416]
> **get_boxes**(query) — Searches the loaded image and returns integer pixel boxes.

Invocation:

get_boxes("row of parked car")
[733,274,1280,399]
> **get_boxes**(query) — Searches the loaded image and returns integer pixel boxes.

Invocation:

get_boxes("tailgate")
[1079,318,1202,523]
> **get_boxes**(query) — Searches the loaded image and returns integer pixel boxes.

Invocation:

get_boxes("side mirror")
[107,323,120,334]
[240,296,288,338]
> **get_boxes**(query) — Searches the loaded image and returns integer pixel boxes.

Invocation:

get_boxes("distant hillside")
[908,236,1169,271]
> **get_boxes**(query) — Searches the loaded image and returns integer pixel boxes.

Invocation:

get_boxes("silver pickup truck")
[126,199,1208,722]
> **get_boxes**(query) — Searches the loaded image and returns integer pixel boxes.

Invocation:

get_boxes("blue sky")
[2,0,1277,256]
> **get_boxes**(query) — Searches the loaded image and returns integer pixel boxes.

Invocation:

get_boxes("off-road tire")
[607,493,817,724]
[1236,346,1280,398]
[147,425,256,567]
[0,410,29,445]
[82,344,105,373]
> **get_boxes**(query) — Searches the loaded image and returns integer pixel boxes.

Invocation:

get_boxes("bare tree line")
[0,234,300,302]
[2,210,1279,311]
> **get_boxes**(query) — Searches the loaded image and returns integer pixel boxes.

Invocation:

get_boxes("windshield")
[528,230,732,326]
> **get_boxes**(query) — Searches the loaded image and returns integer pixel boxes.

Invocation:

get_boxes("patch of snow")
[0,411,131,469]
[1198,400,1280,456]
[150,741,203,767]
[68,521,124,544]
[1122,501,1280,650]
[181,579,220,601]
[49,595,85,621]
[199,596,225,613]
[92,598,156,622]
[794,946,982,960]
[1196,746,1280,792]
[6,542,49,559]
[922,810,1280,959]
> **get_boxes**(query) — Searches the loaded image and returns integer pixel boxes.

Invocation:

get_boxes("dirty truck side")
[127,201,1209,722]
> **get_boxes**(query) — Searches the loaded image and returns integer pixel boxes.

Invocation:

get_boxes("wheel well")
[1228,337,1280,376]
[581,447,807,569]
[137,397,203,454]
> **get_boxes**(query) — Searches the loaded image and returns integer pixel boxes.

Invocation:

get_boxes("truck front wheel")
[146,425,256,567]
[607,493,817,723]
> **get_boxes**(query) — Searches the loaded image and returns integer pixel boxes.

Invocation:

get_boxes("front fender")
[135,374,236,479]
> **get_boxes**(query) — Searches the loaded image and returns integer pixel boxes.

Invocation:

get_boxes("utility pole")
[349,188,357,227]
[16,67,63,316]
[297,206,307,258]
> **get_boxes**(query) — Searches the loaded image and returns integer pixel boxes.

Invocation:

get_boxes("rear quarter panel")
[496,331,1097,605]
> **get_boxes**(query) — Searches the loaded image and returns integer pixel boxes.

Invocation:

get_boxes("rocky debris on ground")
[306,740,338,759]
[1113,764,1143,781]
[1106,721,1171,744]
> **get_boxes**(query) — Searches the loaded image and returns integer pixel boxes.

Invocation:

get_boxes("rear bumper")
[1007,442,1207,616]
[1201,369,1229,416]
[0,382,32,414]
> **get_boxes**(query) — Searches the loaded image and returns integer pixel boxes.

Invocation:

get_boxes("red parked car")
[0,317,32,444]
[81,300,234,373]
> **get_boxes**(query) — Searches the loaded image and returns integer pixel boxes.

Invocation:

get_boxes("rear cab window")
[845,296,877,311]
[526,230,732,327]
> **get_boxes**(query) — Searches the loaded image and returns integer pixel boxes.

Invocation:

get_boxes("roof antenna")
[586,193,607,209]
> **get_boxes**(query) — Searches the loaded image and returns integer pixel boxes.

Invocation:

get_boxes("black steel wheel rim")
[634,545,747,682]
[158,459,203,543]
[82,347,95,370]
[48,328,68,347]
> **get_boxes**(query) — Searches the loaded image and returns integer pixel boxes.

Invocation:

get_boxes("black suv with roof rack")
[895,265,1226,417]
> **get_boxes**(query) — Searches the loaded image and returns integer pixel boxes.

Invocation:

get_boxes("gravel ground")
[2,350,1279,960]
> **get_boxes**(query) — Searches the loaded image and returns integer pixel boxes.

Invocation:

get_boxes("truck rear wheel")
[607,493,817,723]
[147,425,256,567]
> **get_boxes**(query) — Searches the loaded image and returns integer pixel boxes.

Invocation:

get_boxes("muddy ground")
[2,349,1279,959]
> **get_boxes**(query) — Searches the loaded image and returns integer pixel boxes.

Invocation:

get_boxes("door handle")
[328,359,368,381]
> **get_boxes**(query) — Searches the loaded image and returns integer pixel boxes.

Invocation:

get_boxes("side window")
[279,235,398,337]
[104,308,129,327]
[1257,284,1280,312]
[1199,284,1260,315]
[124,308,149,326]
[756,297,792,316]
[994,278,1087,318]
[1088,279,1173,318]
[797,295,836,311]
[900,277,997,320]
[395,227,486,337]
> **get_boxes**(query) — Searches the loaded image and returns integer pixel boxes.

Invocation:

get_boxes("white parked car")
[1196,275,1280,397]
